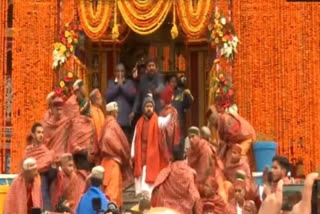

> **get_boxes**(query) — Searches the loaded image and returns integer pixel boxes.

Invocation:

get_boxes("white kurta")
[131,114,171,197]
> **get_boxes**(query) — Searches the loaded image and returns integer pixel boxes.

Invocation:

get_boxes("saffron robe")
[90,104,105,141]
[4,174,42,214]
[152,161,200,214]
[23,144,54,173]
[98,115,132,206]
[159,105,181,162]
[131,113,171,196]
[225,159,252,193]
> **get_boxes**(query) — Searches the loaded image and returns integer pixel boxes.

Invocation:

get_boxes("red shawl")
[152,161,200,214]
[42,115,71,159]
[99,115,132,188]
[197,195,226,214]
[4,174,42,214]
[51,171,84,213]
[160,105,180,162]
[67,115,96,154]
[134,113,164,183]
[64,94,80,119]
[23,144,54,173]
[219,113,256,145]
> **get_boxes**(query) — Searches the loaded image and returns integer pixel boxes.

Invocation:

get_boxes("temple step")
[123,184,139,211]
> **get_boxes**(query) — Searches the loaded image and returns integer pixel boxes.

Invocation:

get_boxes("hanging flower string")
[213,71,235,112]
[53,20,82,69]
[208,11,239,62]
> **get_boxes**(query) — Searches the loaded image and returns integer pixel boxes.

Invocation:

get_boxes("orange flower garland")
[232,0,320,174]
[117,0,172,35]
[78,0,113,39]
[0,0,7,173]
[176,0,215,39]
[11,0,57,173]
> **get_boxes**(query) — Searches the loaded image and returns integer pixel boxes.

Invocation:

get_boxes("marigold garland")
[78,0,113,39]
[11,0,57,173]
[176,0,215,39]
[0,0,8,173]
[117,0,172,35]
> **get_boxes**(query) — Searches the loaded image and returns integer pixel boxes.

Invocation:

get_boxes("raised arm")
[105,81,120,101]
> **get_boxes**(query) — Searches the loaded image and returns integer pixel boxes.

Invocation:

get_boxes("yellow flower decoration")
[215,38,220,44]
[222,37,227,42]
[66,52,70,57]
[67,72,74,78]
[216,88,220,94]
[65,31,70,38]
[65,23,69,28]
[215,12,220,19]
[219,74,224,79]
[59,80,66,88]
[70,45,74,52]
[67,37,73,44]
[211,31,216,39]
[54,42,61,50]
[59,44,67,55]
[74,39,79,44]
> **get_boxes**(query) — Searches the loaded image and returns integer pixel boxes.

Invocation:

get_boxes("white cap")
[23,158,37,171]
[106,101,118,112]
[46,91,55,104]
[73,79,83,91]
[91,165,104,179]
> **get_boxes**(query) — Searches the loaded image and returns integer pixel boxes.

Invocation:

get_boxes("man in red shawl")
[152,146,200,214]
[196,176,227,214]
[4,158,42,214]
[225,144,252,190]
[68,79,95,170]
[187,126,229,203]
[98,101,132,207]
[51,153,84,214]
[226,178,257,214]
[89,88,105,141]
[206,105,256,169]
[23,122,55,211]
[42,95,71,159]
[160,85,180,162]
[131,95,171,197]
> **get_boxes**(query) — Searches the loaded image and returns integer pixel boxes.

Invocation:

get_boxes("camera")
[92,198,119,214]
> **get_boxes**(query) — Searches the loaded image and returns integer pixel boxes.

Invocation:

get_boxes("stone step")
[123,184,139,211]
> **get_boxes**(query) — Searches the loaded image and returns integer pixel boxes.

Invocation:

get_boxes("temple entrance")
[84,16,211,128]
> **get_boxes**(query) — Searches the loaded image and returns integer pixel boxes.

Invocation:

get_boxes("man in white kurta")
[131,95,170,197]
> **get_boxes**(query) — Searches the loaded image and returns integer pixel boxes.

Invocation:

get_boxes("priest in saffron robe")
[159,85,180,162]
[68,79,95,170]
[42,96,71,159]
[98,101,132,207]
[51,153,84,214]
[4,158,42,214]
[225,144,252,190]
[23,122,55,211]
[131,95,171,197]
[151,146,200,214]
[89,88,105,141]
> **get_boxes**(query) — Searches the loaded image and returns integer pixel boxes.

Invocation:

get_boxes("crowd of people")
[3,58,318,214]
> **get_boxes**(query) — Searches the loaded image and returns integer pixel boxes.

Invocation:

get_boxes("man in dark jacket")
[130,58,165,122]
[105,63,137,138]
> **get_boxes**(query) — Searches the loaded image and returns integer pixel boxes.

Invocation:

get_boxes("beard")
[145,111,153,118]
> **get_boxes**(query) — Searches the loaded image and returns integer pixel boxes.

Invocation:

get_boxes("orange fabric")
[160,105,181,162]
[152,161,200,214]
[98,115,132,188]
[134,113,164,183]
[90,104,105,141]
[64,94,80,119]
[225,160,251,189]
[101,159,123,206]
[4,173,42,214]
[197,194,226,214]
[23,144,54,173]
[67,115,95,154]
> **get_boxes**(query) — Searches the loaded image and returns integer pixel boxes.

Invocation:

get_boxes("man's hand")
[291,172,319,214]
[258,180,283,214]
